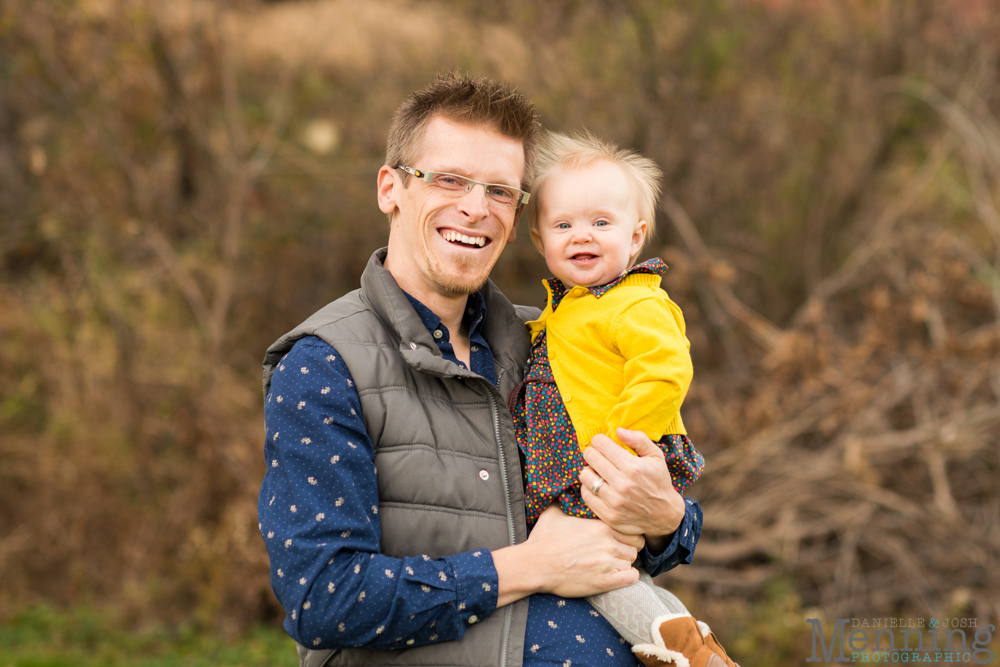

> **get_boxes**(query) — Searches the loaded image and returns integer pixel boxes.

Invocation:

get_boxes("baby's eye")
[594,220,609,227]
[556,222,571,230]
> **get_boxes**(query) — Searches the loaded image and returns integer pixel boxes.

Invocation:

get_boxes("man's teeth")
[441,230,486,247]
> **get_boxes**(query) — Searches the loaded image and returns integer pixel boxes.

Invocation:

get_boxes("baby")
[510,131,739,667]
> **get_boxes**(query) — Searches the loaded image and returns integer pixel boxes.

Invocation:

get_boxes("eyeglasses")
[396,165,530,213]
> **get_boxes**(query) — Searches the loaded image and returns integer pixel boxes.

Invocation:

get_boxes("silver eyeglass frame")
[395,165,531,209]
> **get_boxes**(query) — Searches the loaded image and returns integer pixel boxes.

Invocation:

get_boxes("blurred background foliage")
[1,0,999,664]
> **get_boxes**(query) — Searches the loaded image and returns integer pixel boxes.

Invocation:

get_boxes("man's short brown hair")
[385,72,540,191]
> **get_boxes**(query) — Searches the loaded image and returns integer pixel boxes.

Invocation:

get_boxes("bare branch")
[661,194,785,350]
[790,132,955,327]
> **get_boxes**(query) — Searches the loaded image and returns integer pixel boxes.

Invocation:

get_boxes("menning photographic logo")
[806,617,995,664]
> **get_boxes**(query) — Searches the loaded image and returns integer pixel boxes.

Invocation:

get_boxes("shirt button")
[467,307,474,314]
[564,394,571,402]
[409,342,418,350]
[433,329,443,339]
[468,615,479,624]
[471,345,478,352]
[479,470,490,481]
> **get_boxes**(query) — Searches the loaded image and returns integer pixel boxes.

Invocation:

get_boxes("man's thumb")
[616,427,660,456]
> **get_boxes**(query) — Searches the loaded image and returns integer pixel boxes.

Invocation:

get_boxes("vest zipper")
[480,379,515,667]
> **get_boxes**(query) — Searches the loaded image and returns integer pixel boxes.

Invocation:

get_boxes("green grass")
[0,605,298,667]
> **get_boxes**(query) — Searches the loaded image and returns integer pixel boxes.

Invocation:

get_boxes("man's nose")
[456,183,490,219]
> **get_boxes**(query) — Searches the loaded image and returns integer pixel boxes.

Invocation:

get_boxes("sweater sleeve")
[259,337,498,651]
[601,296,693,446]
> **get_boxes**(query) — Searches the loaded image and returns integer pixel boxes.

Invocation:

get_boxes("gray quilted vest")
[263,248,536,667]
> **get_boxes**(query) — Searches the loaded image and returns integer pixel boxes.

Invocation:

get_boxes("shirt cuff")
[640,498,703,576]
[450,548,499,628]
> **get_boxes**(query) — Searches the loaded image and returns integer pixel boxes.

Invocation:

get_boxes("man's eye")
[488,187,514,201]
[434,175,463,188]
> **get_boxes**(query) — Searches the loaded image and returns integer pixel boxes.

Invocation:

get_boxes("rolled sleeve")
[449,549,500,627]
[640,497,702,576]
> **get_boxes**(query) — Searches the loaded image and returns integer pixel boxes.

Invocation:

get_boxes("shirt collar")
[544,257,668,308]
[402,290,488,344]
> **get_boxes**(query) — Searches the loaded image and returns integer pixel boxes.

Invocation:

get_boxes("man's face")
[378,116,525,299]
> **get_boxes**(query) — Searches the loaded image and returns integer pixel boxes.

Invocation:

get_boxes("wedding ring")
[591,477,605,495]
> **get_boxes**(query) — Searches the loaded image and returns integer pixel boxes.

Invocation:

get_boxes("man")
[259,74,702,667]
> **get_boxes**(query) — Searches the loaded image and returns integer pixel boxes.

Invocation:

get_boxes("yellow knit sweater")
[526,272,692,453]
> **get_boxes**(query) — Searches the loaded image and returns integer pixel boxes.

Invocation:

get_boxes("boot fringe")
[652,612,693,628]
[632,644,691,667]
[631,613,696,667]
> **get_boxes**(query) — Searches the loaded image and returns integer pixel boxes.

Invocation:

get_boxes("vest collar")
[359,248,527,382]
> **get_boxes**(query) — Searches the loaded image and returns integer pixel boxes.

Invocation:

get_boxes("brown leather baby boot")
[697,619,740,667]
[632,614,737,667]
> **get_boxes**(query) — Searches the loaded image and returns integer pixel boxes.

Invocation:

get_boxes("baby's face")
[531,160,647,289]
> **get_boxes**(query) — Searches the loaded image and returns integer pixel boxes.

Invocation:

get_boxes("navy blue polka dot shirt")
[259,290,702,664]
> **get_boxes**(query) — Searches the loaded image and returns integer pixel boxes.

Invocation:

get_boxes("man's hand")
[492,505,643,607]
[578,428,685,550]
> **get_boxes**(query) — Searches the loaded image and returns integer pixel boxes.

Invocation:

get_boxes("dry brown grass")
[652,85,1000,620]
[1,0,998,639]
[658,224,1000,621]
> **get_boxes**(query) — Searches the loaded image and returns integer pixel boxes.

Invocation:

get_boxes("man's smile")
[439,228,490,248]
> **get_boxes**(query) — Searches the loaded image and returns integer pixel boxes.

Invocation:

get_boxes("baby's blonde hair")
[526,130,663,249]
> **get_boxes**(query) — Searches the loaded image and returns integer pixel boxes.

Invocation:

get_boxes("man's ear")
[631,220,648,257]
[529,226,544,254]
[377,165,400,218]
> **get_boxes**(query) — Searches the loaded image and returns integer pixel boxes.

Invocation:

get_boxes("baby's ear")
[529,226,545,254]
[631,220,648,256]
